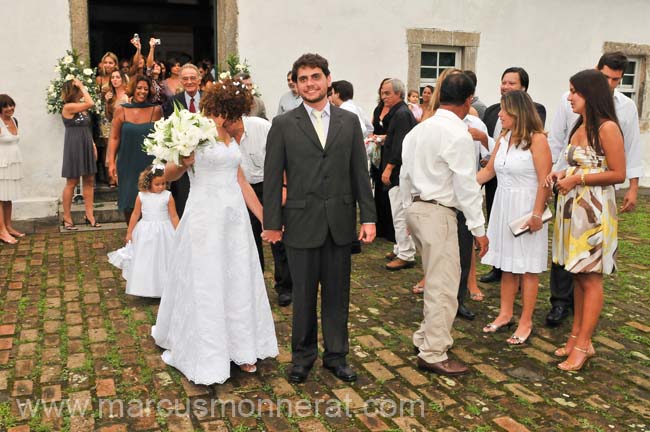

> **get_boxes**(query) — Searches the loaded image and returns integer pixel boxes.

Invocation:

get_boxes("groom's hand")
[359,223,376,244]
[262,229,283,244]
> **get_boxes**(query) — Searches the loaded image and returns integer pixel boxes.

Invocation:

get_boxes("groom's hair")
[291,53,330,83]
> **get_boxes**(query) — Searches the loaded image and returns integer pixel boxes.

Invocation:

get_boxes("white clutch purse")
[509,207,553,237]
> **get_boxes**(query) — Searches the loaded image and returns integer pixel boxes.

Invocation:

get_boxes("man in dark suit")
[162,63,201,217]
[263,53,376,383]
[479,66,546,283]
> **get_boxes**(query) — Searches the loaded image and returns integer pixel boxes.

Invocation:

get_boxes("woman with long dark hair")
[547,69,626,371]
[106,75,162,223]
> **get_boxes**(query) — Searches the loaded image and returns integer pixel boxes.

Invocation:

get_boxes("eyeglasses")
[181,77,199,82]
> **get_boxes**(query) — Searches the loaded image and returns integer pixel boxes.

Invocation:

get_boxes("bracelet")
[282,184,287,188]
[580,172,586,187]
[532,214,542,220]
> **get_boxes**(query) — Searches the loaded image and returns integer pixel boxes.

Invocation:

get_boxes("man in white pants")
[379,78,418,271]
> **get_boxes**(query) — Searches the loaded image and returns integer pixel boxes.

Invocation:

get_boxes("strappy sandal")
[412,281,425,294]
[483,319,514,333]
[239,363,257,373]
[62,219,78,231]
[507,327,533,345]
[554,334,577,357]
[84,216,102,228]
[558,345,594,371]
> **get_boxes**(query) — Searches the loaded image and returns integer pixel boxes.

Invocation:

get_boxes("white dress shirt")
[400,109,486,236]
[340,100,368,137]
[464,114,493,170]
[184,91,200,110]
[303,102,330,141]
[550,90,644,179]
[239,116,272,184]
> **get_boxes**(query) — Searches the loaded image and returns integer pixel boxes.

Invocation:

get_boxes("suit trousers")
[457,212,473,306]
[407,202,460,364]
[388,186,416,261]
[286,232,351,368]
[249,182,292,294]
[170,172,191,218]
[549,191,574,308]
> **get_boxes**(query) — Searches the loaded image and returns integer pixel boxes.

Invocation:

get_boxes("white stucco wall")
[4,0,71,219]
[238,0,650,186]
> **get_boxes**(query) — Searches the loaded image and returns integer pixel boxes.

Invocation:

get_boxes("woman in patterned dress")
[546,69,626,371]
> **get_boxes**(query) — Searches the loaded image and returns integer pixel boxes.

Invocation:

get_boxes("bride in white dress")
[151,79,278,385]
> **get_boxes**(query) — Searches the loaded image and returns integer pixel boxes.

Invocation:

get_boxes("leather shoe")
[479,267,502,283]
[545,305,570,327]
[278,293,292,307]
[417,357,469,376]
[385,251,397,260]
[324,363,357,382]
[456,304,475,321]
[385,258,415,271]
[288,364,312,383]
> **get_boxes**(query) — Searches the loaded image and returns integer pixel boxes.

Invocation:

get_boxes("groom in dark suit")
[162,63,202,217]
[263,53,376,383]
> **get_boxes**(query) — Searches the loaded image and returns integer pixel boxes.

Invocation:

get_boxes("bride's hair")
[200,78,253,121]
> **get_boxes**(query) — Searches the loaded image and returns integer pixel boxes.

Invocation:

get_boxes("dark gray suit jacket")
[264,104,376,248]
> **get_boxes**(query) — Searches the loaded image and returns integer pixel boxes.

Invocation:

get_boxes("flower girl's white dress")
[108,190,175,297]
[151,140,278,385]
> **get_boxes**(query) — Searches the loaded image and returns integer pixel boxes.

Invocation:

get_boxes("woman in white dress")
[151,78,278,385]
[477,90,552,345]
[0,94,24,244]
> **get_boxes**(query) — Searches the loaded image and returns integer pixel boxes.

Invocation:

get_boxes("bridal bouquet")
[46,50,103,116]
[142,103,219,168]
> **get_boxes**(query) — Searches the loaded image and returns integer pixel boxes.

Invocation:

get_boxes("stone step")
[58,201,124,226]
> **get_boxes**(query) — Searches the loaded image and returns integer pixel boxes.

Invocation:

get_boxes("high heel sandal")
[62,219,78,231]
[483,319,515,333]
[554,334,577,357]
[84,216,101,228]
[558,346,594,371]
[0,234,18,244]
[507,327,533,345]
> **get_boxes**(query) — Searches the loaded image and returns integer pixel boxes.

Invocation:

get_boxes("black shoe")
[323,363,357,382]
[479,268,502,283]
[545,305,570,327]
[278,293,292,307]
[351,241,362,255]
[288,364,312,383]
[456,304,475,321]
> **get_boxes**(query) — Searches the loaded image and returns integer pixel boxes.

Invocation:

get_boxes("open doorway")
[88,0,215,69]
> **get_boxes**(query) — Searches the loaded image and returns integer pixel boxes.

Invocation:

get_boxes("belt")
[412,196,458,213]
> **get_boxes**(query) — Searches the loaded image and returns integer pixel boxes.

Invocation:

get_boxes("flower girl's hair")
[138,165,165,191]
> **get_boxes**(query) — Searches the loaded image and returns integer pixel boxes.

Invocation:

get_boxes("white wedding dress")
[151,140,278,385]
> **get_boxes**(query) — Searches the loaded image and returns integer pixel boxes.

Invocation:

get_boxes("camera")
[153,38,161,45]
[133,33,140,42]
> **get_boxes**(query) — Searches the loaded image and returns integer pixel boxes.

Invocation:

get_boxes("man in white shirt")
[276,71,303,116]
[400,73,488,376]
[329,80,373,138]
[223,115,293,307]
[545,51,645,326]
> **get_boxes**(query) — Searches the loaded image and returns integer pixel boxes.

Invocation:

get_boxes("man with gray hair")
[380,78,418,271]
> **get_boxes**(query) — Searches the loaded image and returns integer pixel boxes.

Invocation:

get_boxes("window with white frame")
[618,57,641,105]
[419,47,462,94]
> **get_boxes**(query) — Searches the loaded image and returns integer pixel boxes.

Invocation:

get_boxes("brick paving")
[1,199,649,431]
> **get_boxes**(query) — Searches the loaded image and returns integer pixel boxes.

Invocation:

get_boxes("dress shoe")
[323,363,357,382]
[456,304,475,321]
[479,267,501,283]
[385,251,397,260]
[278,293,292,307]
[288,364,312,383]
[545,305,570,327]
[385,258,415,271]
[417,357,469,376]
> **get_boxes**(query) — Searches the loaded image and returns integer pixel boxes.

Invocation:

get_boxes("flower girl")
[108,165,179,297]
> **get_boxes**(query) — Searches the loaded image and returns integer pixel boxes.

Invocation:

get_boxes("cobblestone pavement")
[1,198,649,432]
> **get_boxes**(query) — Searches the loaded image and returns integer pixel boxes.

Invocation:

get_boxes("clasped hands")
[262,224,376,245]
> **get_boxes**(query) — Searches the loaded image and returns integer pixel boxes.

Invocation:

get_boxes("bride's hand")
[181,152,195,168]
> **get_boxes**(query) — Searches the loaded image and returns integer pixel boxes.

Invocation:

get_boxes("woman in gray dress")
[61,78,100,230]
